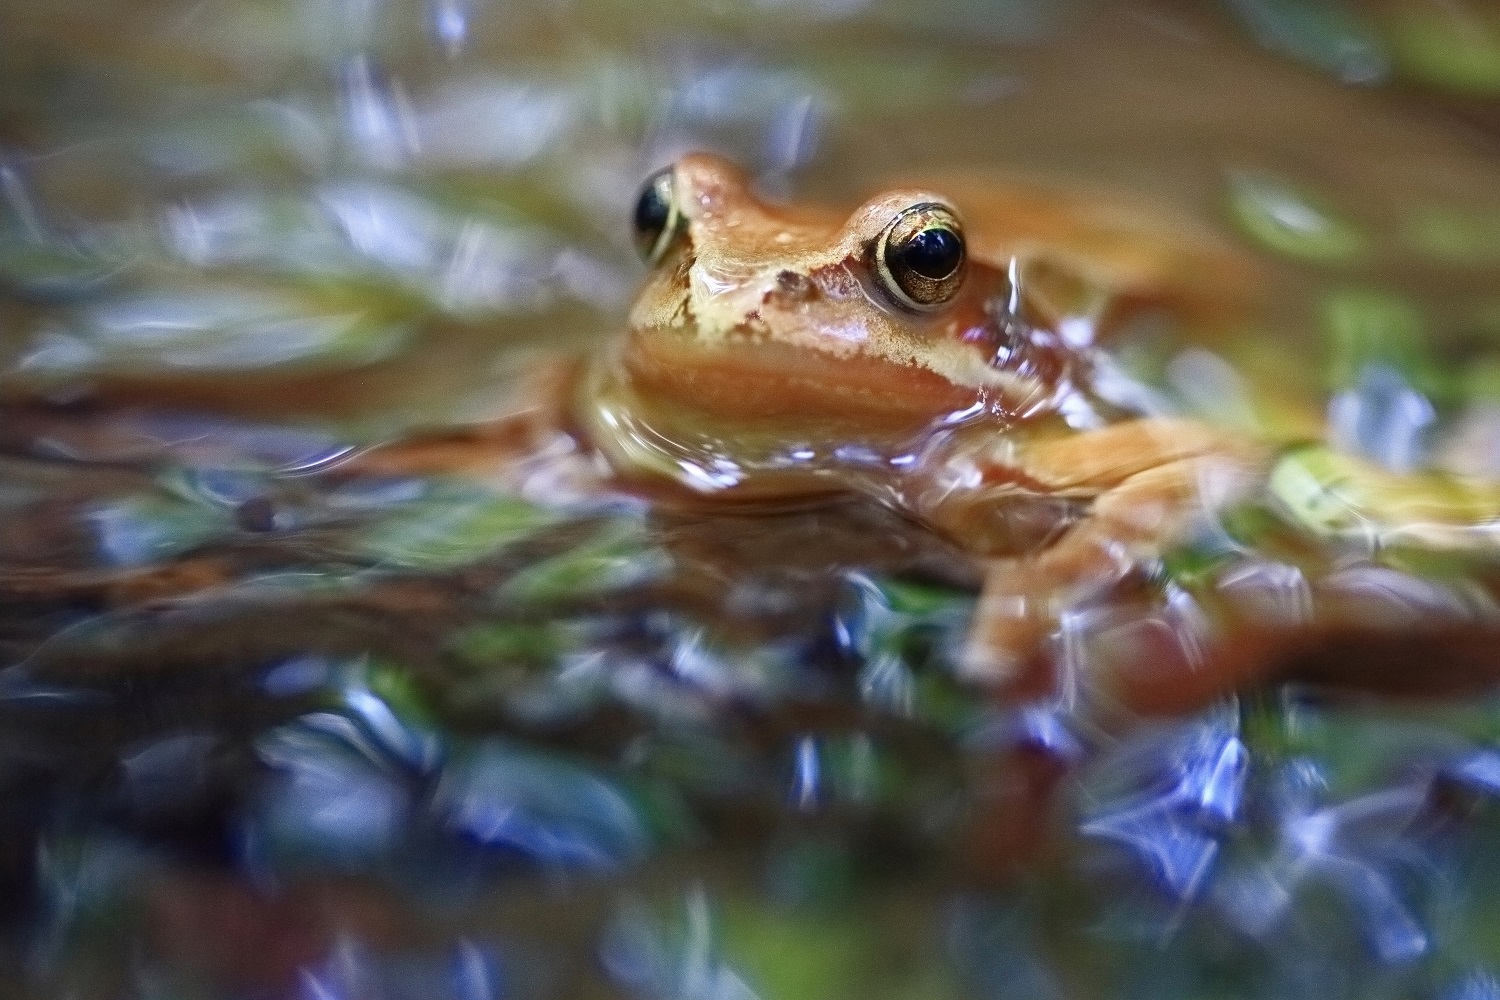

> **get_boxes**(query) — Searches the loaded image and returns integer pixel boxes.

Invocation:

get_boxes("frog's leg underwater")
[930,176,1274,706]
[332,358,596,482]
[949,417,1273,702]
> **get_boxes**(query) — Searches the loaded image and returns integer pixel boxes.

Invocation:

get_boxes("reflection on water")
[4,0,1500,998]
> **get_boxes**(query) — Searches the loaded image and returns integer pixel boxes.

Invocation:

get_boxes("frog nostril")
[775,269,815,301]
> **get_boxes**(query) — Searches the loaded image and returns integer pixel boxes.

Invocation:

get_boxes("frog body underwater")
[579,153,1271,689]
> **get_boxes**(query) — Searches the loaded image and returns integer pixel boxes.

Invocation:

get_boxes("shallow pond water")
[4,1,1500,998]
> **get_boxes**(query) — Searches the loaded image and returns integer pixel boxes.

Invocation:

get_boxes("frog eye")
[874,203,966,310]
[632,167,687,265]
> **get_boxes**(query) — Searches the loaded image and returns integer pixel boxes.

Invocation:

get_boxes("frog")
[573,152,1276,696]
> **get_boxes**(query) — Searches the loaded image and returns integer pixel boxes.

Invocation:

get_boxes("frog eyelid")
[647,199,685,265]
[633,168,689,266]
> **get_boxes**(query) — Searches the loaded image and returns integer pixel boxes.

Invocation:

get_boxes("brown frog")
[578,153,1272,691]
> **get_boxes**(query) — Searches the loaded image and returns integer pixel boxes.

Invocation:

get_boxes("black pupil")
[896,227,962,279]
[633,177,670,248]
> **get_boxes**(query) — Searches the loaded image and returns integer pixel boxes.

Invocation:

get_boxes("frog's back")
[899,171,1263,336]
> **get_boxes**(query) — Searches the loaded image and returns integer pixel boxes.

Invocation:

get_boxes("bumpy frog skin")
[580,153,1273,685]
